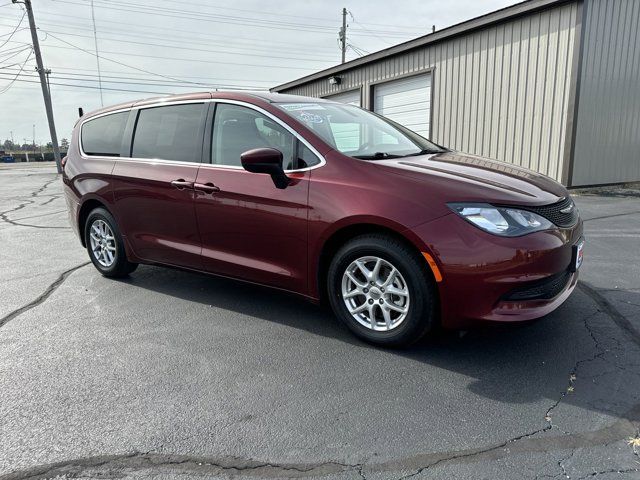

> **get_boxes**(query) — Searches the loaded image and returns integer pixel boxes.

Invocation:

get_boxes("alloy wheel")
[89,219,117,268]
[341,256,410,331]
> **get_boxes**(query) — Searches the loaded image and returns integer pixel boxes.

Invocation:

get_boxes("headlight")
[448,203,553,237]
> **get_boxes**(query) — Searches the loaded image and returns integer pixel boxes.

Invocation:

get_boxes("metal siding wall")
[279,3,578,182]
[572,0,640,186]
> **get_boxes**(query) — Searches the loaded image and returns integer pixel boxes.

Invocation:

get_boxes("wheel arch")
[316,221,439,305]
[78,198,112,247]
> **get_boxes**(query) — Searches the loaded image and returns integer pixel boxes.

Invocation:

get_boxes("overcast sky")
[0,0,519,145]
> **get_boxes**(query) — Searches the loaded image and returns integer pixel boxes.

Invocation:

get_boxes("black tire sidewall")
[84,208,135,277]
[327,235,436,347]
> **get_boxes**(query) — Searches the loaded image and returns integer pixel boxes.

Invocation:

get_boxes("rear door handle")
[194,182,220,194]
[171,179,194,190]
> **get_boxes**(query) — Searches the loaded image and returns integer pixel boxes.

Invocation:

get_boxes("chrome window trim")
[77,98,326,173]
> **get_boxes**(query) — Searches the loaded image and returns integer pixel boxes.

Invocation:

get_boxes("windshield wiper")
[353,152,402,160]
[400,148,444,157]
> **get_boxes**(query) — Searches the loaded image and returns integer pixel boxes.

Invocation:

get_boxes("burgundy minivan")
[63,91,584,346]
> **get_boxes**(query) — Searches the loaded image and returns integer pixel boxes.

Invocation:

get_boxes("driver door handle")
[171,179,194,190]
[194,182,220,194]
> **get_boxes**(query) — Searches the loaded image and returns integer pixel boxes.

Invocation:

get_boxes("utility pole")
[13,0,62,173]
[339,7,347,64]
[32,124,35,157]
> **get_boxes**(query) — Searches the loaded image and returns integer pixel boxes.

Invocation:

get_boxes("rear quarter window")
[81,111,129,156]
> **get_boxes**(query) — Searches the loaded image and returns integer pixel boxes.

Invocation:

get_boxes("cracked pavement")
[1,163,639,479]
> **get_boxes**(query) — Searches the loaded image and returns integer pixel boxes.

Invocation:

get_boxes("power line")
[0,69,269,89]
[0,47,31,94]
[39,28,336,62]
[2,37,327,71]
[3,14,341,53]
[0,73,170,94]
[54,0,426,31]
[0,45,31,62]
[0,74,268,94]
[4,65,278,84]
[50,0,422,38]
[0,65,277,85]
[0,8,25,49]
[0,26,28,38]
[348,11,395,47]
[0,58,33,69]
[42,31,281,89]
[0,18,339,57]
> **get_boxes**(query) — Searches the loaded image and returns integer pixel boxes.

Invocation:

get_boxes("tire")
[327,234,437,347]
[84,207,138,278]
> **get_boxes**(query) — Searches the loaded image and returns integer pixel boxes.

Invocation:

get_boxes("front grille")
[521,197,579,228]
[503,270,572,302]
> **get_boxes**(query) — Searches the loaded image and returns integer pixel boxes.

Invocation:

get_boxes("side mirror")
[241,147,291,189]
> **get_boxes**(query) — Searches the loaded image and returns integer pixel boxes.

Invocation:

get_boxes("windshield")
[276,102,445,159]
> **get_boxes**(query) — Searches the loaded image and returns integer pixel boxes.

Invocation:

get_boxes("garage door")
[373,74,431,138]
[326,90,361,151]
[326,89,361,107]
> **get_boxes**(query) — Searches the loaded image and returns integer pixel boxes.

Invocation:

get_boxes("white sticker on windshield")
[280,103,326,111]
[299,112,324,123]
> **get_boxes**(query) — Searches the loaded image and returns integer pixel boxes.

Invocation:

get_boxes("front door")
[194,102,318,294]
[112,102,207,269]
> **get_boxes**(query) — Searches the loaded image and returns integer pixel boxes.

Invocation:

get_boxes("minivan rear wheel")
[327,234,437,347]
[85,207,138,278]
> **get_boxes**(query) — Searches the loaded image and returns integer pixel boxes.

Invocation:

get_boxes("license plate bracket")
[570,238,585,272]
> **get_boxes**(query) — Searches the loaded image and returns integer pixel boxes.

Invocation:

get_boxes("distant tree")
[45,142,53,150]
[3,139,16,151]
[60,138,69,150]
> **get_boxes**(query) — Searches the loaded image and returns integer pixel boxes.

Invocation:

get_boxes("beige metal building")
[272,0,640,187]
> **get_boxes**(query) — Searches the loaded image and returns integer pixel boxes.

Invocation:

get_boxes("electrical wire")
[0,9,26,50]
[0,66,277,86]
[0,45,32,62]
[42,31,283,88]
[0,47,33,94]
[50,0,421,38]
[0,74,268,94]
[0,37,326,71]
[40,28,336,62]
[1,64,278,84]
[0,69,269,89]
[0,14,340,53]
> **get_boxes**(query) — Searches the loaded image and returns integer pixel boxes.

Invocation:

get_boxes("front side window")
[132,104,204,163]
[212,103,297,168]
[276,102,444,159]
[81,111,128,156]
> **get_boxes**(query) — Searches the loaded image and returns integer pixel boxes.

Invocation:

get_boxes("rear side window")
[81,111,128,156]
[132,104,204,163]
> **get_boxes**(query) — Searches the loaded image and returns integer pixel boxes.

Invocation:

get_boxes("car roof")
[78,90,334,123]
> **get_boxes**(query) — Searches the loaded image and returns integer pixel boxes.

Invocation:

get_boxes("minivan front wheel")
[85,207,137,278]
[327,234,436,347]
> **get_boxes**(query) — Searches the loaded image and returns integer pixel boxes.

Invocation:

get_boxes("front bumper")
[411,213,584,329]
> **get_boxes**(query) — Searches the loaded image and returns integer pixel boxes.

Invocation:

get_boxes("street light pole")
[13,0,62,173]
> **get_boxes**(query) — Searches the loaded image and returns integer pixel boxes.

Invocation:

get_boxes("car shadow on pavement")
[118,264,640,423]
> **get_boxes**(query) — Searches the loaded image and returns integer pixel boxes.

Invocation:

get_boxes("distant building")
[272,0,640,187]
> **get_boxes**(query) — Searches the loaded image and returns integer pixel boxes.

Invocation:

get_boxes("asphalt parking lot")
[1,163,639,480]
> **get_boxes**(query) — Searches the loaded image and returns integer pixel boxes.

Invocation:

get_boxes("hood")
[373,151,567,206]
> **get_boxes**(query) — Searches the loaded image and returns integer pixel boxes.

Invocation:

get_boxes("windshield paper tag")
[281,103,325,111]
[299,112,323,123]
